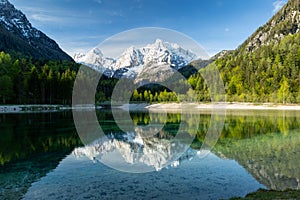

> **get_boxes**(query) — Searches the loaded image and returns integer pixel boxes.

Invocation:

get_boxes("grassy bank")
[231,189,300,200]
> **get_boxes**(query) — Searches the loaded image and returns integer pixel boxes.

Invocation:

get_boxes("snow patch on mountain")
[0,0,40,40]
[0,0,8,5]
[74,47,115,76]
[113,46,144,70]
[73,39,197,80]
[0,0,73,61]
[72,132,196,171]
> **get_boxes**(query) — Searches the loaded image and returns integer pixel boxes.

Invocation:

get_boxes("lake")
[1,109,300,199]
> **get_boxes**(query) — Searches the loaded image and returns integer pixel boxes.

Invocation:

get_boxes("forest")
[1,31,300,105]
[188,31,300,103]
[126,31,300,104]
[0,51,78,104]
[133,30,300,104]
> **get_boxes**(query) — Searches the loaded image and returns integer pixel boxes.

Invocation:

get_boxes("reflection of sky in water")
[24,149,264,200]
[2,110,300,199]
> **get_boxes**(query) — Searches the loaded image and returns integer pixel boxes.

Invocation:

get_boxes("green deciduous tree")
[278,76,291,104]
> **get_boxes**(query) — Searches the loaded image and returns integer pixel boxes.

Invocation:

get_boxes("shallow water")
[23,152,263,200]
[0,109,299,199]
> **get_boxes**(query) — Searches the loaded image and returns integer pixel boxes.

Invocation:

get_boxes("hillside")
[188,0,300,103]
[0,0,73,61]
[215,130,300,191]
[241,0,300,52]
[0,0,81,105]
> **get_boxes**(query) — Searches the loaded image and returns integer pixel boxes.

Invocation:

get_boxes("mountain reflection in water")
[1,110,300,199]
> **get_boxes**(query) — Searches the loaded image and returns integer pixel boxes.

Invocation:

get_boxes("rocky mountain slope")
[0,0,73,61]
[73,132,196,172]
[188,0,300,103]
[240,0,300,52]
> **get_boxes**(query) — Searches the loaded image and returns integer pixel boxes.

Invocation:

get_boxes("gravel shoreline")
[146,102,300,111]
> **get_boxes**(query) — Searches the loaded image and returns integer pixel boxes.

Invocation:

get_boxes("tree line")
[2,27,300,106]
[187,31,300,104]
[0,51,122,105]
[129,32,300,104]
[131,89,178,103]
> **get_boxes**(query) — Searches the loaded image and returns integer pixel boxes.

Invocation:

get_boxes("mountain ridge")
[190,0,300,103]
[74,39,197,81]
[240,0,300,52]
[0,0,73,61]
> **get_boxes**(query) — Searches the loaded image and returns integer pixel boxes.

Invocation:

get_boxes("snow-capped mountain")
[74,39,197,81]
[0,0,73,61]
[113,46,144,70]
[0,0,39,39]
[73,131,196,172]
[74,48,115,76]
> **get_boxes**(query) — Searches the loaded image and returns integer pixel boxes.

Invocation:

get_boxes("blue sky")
[9,0,287,57]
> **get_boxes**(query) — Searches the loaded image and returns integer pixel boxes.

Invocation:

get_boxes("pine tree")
[0,75,13,104]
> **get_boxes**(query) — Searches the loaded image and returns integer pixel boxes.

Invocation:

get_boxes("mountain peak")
[74,39,197,81]
[149,38,169,50]
[0,0,8,4]
[0,0,34,39]
[123,46,138,54]
[155,38,163,43]
[90,47,103,56]
[154,38,164,46]
[0,0,73,61]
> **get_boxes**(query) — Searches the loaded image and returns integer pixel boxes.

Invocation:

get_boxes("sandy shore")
[2,102,300,114]
[146,102,300,111]
[117,103,149,111]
